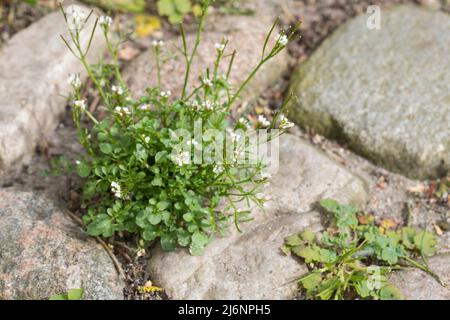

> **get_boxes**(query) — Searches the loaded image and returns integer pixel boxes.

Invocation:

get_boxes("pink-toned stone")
[0,189,123,300]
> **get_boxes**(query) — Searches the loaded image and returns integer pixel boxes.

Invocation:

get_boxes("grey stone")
[123,2,289,102]
[288,5,450,179]
[0,4,106,176]
[0,188,124,300]
[146,134,369,299]
[390,254,450,300]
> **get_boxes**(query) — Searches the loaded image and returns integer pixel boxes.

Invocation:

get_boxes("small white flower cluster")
[144,136,151,144]
[111,85,124,95]
[172,150,191,166]
[99,15,113,28]
[114,106,131,116]
[160,90,171,98]
[152,40,164,48]
[68,6,87,31]
[233,149,246,162]
[139,104,150,111]
[111,181,122,198]
[190,100,215,111]
[74,99,86,110]
[68,73,81,88]
[213,164,224,174]
[238,117,251,129]
[275,33,288,47]
[227,128,242,143]
[279,114,294,129]
[260,171,272,180]
[202,77,213,87]
[258,115,270,127]
[214,42,225,52]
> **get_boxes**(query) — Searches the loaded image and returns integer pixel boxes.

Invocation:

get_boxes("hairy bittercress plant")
[60,2,297,255]
[282,199,445,300]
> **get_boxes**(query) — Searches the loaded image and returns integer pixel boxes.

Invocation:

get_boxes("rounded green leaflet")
[76,162,91,178]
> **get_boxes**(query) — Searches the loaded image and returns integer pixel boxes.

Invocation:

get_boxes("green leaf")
[354,280,371,298]
[151,176,163,186]
[413,231,437,256]
[99,143,113,154]
[160,234,177,251]
[142,228,158,241]
[319,248,336,263]
[319,199,340,213]
[86,214,113,237]
[381,246,399,265]
[157,0,175,15]
[299,272,322,291]
[285,234,302,247]
[157,201,170,211]
[292,245,321,263]
[174,0,191,14]
[149,213,162,225]
[301,230,315,243]
[49,294,67,300]
[183,212,194,222]
[177,231,191,247]
[135,143,148,162]
[401,227,416,249]
[379,284,403,300]
[67,288,84,300]
[76,162,91,178]
[155,151,167,163]
[192,231,209,247]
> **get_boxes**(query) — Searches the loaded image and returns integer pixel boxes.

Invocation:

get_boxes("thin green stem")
[181,3,209,99]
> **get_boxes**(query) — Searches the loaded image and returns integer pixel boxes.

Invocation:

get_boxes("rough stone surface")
[123,1,289,102]
[0,189,124,300]
[146,134,369,299]
[390,254,450,300]
[0,4,106,176]
[288,5,450,179]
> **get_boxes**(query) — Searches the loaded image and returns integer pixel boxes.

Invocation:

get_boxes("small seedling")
[282,199,445,300]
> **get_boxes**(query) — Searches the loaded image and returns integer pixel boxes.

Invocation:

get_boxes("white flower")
[144,136,150,144]
[279,114,295,129]
[114,106,131,116]
[190,100,200,111]
[202,100,214,110]
[111,181,122,198]
[111,85,124,95]
[233,149,245,162]
[258,115,270,127]
[213,165,224,174]
[275,33,288,46]
[227,128,241,143]
[68,73,81,88]
[160,90,171,98]
[202,77,213,87]
[214,42,225,52]
[152,40,164,48]
[99,15,112,28]
[260,171,272,179]
[74,99,86,110]
[75,160,81,165]
[68,6,87,31]
[139,104,150,111]
[238,117,251,128]
[172,150,191,166]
